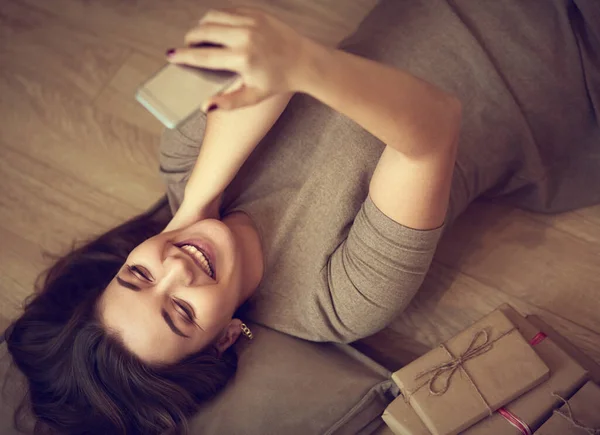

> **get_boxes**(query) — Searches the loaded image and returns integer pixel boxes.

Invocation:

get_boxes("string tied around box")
[405,327,517,416]
[494,331,548,435]
[551,392,600,435]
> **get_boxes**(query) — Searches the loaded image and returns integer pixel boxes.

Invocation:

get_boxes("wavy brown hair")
[3,197,240,435]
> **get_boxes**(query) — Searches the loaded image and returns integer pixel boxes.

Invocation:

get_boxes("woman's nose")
[160,255,194,287]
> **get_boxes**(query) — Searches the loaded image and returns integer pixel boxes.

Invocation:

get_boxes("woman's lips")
[175,238,217,279]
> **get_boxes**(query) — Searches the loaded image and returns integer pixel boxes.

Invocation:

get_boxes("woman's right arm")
[167,7,460,230]
[186,91,292,206]
[164,90,293,231]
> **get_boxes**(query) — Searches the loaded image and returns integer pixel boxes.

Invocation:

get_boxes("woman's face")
[99,218,246,364]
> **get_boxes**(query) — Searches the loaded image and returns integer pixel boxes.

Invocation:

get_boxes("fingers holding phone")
[165,7,316,111]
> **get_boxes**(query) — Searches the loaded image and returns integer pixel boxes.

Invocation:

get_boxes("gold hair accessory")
[240,323,253,340]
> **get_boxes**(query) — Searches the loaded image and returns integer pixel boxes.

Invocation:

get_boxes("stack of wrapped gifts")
[382,304,600,435]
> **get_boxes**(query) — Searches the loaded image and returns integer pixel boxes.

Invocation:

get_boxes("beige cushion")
[0,321,396,434]
[188,323,396,434]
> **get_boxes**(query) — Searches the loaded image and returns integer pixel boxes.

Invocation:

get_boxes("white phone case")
[136,63,238,129]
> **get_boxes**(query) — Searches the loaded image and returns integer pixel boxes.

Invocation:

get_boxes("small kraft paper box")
[526,315,600,385]
[462,304,589,435]
[535,381,600,434]
[382,396,430,435]
[391,308,550,435]
[381,305,592,435]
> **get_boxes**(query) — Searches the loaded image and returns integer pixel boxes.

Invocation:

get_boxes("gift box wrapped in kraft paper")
[462,304,589,435]
[526,315,600,385]
[382,305,590,435]
[391,308,550,435]
[382,395,430,435]
[536,381,600,434]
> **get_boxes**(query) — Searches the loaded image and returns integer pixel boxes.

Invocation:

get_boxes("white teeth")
[181,244,213,278]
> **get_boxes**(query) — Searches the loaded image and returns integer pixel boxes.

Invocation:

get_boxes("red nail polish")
[207,104,218,112]
[166,48,176,57]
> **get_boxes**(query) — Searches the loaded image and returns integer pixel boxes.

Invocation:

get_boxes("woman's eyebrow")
[115,277,190,338]
[161,309,190,338]
[116,276,141,291]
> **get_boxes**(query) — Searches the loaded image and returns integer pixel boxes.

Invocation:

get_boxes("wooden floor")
[1,0,599,376]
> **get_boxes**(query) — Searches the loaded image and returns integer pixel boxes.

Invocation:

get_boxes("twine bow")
[552,393,600,435]
[405,327,517,416]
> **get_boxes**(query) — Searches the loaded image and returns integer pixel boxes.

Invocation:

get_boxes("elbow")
[395,92,462,159]
[443,93,462,147]
[449,94,463,130]
[425,92,462,159]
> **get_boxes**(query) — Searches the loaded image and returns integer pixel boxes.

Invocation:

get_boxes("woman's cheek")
[128,233,169,261]
[191,288,234,328]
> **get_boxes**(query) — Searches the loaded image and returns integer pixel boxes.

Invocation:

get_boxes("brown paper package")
[392,309,550,435]
[536,381,600,434]
[526,315,600,385]
[382,305,590,435]
[462,305,589,435]
[382,397,430,435]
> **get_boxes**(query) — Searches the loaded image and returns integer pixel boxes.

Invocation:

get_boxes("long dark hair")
[3,197,239,435]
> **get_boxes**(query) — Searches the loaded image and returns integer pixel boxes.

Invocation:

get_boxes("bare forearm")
[295,44,460,158]
[292,40,461,230]
[183,91,293,207]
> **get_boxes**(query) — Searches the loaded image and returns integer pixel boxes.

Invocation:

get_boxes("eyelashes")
[127,264,152,281]
[173,298,195,324]
[125,264,197,326]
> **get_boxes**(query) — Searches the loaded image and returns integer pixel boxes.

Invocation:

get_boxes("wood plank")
[0,16,131,101]
[139,0,377,46]
[0,0,53,40]
[23,0,376,58]
[21,0,203,58]
[94,52,167,136]
[382,261,600,365]
[0,144,140,251]
[524,204,600,245]
[0,68,164,209]
[434,202,600,333]
[0,227,47,320]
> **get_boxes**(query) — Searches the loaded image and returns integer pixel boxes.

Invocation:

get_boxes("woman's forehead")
[99,279,186,363]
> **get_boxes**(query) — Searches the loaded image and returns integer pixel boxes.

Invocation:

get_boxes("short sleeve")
[326,195,443,342]
[159,111,208,214]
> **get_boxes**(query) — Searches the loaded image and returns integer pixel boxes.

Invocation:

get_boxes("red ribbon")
[529,332,547,346]
[497,408,533,435]
[496,331,547,435]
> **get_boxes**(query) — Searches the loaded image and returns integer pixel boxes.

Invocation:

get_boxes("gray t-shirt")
[159,0,600,342]
[159,99,443,343]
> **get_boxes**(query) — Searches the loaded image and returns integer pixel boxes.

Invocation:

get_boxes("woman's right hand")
[165,7,320,111]
[162,194,222,233]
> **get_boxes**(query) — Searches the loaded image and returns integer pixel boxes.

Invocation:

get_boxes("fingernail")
[166,48,176,57]
[207,104,218,112]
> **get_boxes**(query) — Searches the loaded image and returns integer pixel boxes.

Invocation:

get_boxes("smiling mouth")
[176,243,215,279]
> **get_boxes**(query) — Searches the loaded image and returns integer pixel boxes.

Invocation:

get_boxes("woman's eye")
[174,300,194,324]
[128,265,151,281]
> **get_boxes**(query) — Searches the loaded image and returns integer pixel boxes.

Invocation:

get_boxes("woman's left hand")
[166,7,316,111]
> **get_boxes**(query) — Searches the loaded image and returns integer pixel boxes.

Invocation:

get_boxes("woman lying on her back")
[5,2,599,434]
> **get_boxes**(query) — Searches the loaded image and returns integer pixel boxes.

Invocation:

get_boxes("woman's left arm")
[297,47,462,230]
[295,45,461,341]
[168,7,461,230]
[165,8,462,340]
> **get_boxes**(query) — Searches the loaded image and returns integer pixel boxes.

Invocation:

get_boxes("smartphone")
[136,60,238,129]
